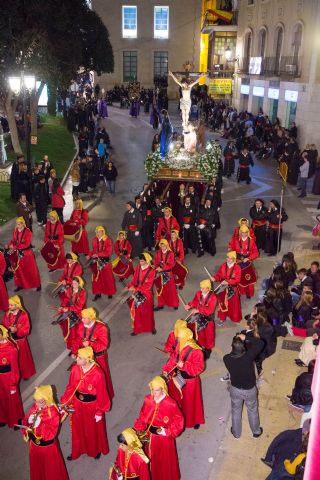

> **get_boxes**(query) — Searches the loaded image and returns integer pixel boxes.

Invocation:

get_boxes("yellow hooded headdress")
[177,326,201,352]
[77,346,95,362]
[148,375,168,395]
[171,229,180,238]
[73,276,84,289]
[239,225,251,237]
[140,252,152,265]
[34,385,55,406]
[163,207,172,215]
[95,225,107,240]
[9,295,24,311]
[227,251,237,260]
[122,428,149,464]
[159,239,171,250]
[238,217,249,226]
[16,217,26,227]
[116,230,127,241]
[48,210,59,221]
[81,308,96,320]
[0,325,9,338]
[174,319,187,337]
[200,279,211,290]
[66,252,78,261]
[75,198,83,210]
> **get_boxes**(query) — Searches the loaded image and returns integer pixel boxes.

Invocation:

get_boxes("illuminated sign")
[208,79,232,95]
[268,88,279,100]
[253,86,264,97]
[240,84,250,95]
[285,90,298,102]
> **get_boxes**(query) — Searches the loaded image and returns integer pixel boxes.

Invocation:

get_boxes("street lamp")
[8,72,36,166]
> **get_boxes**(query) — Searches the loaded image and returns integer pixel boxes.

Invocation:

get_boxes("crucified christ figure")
[169,71,207,131]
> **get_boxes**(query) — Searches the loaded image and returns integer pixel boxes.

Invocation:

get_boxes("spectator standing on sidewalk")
[223,333,264,439]
[298,153,310,198]
[70,158,80,199]
[51,178,66,223]
[103,161,118,195]
[16,193,33,231]
[34,175,48,226]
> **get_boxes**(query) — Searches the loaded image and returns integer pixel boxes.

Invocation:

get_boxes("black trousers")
[35,203,48,224]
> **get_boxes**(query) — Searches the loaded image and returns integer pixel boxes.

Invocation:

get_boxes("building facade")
[92,0,202,97]
[233,0,320,145]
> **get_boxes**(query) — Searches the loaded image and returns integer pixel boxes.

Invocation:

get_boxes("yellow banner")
[208,79,232,95]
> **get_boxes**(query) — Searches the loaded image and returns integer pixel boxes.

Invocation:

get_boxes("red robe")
[228,235,259,298]
[213,262,242,322]
[60,363,110,460]
[113,239,134,279]
[110,448,150,480]
[154,250,179,308]
[2,310,36,380]
[0,340,24,427]
[134,394,184,480]
[59,261,83,285]
[89,237,116,296]
[0,252,9,311]
[156,216,180,242]
[164,331,177,355]
[71,321,114,399]
[44,221,65,270]
[187,290,217,349]
[170,238,188,288]
[8,227,41,289]
[70,209,90,255]
[163,345,205,428]
[23,404,69,480]
[60,287,87,348]
[127,265,156,334]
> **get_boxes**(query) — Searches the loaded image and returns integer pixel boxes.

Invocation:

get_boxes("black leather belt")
[180,371,197,380]
[75,391,97,402]
[29,432,55,446]
[0,364,11,373]
[95,350,106,357]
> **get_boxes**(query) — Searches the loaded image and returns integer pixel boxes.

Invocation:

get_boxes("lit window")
[154,6,169,39]
[154,51,168,85]
[122,6,137,38]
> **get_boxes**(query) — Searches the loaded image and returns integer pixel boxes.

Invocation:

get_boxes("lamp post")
[8,72,36,167]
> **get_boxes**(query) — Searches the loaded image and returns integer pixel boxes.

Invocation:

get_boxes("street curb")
[61,133,78,187]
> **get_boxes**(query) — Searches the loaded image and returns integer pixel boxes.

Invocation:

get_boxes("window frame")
[123,50,138,82]
[122,5,137,39]
[154,6,169,39]
[154,51,169,84]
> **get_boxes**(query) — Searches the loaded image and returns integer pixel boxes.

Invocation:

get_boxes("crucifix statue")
[169,64,207,132]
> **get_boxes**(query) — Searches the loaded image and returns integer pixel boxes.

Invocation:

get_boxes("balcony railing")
[238,56,301,78]
[201,9,238,33]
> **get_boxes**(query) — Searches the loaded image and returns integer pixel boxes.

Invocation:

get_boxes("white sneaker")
[220,373,230,382]
[284,321,294,336]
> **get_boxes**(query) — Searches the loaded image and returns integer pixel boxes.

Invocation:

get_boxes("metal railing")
[238,56,301,78]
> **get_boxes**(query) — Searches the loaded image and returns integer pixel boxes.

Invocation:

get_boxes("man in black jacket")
[223,334,264,439]
[33,175,48,226]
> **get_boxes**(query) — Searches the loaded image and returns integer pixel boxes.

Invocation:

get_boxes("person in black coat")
[196,197,218,257]
[262,428,303,469]
[288,360,314,408]
[292,291,314,328]
[17,163,32,204]
[237,147,254,184]
[103,160,118,195]
[223,141,236,178]
[249,198,268,250]
[33,175,48,225]
[265,199,288,255]
[307,261,320,295]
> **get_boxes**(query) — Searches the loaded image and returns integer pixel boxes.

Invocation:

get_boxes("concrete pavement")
[0,105,318,480]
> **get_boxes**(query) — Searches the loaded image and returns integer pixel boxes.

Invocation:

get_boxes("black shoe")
[92,294,101,301]
[178,286,183,290]
[67,455,73,461]
[48,269,56,273]
[253,427,263,438]
[36,286,41,291]
[197,252,204,258]
[14,287,22,292]
[261,458,273,468]
[0,422,6,427]
[95,453,101,460]
[230,427,239,439]
[298,194,306,198]
[154,306,164,311]
[246,294,251,299]
[295,359,306,367]
[204,349,212,360]
[194,424,200,430]
[184,249,189,254]
[108,295,113,299]
[174,307,178,310]
[192,250,196,254]
[152,329,157,335]
[130,332,137,336]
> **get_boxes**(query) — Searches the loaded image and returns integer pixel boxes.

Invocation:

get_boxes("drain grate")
[282,340,302,351]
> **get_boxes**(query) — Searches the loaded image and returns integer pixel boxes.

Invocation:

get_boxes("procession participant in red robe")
[112,230,134,281]
[71,308,114,400]
[60,346,110,461]
[184,279,217,359]
[22,385,69,480]
[232,217,256,241]
[109,428,150,480]
[0,325,24,428]
[134,376,184,480]
[211,251,242,325]
[154,239,179,311]
[0,250,9,311]
[43,210,65,271]
[87,226,116,302]
[155,207,180,243]
[2,295,36,380]
[59,252,83,285]
[6,217,41,292]
[170,229,188,290]
[228,224,259,299]
[58,276,87,349]
[126,252,156,336]
[163,326,205,429]
[69,199,90,255]
[164,319,187,355]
